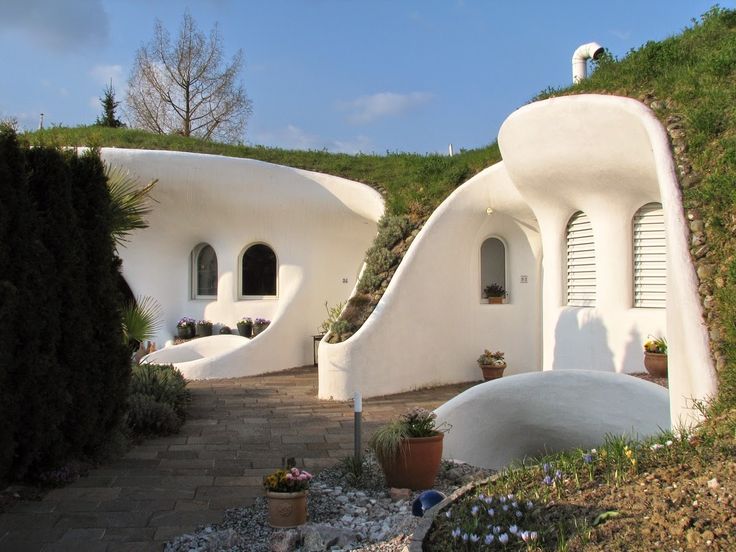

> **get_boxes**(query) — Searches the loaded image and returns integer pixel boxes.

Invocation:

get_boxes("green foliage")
[318,300,346,334]
[126,393,182,435]
[130,363,190,420]
[105,164,158,247]
[0,130,131,482]
[122,296,163,348]
[368,420,410,465]
[96,81,124,128]
[365,245,398,274]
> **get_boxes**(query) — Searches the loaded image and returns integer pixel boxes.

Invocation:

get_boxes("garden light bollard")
[354,391,362,464]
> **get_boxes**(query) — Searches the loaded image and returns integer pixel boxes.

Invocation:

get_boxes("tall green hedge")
[0,128,130,482]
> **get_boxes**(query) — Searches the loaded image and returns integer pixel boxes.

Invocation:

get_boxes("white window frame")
[191,243,218,300]
[633,202,666,308]
[566,211,596,307]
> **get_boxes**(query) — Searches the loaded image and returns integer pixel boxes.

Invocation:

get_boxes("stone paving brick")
[0,366,475,550]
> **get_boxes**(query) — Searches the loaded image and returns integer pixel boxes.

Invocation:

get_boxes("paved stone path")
[0,366,476,551]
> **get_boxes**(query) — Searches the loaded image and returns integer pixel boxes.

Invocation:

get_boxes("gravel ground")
[165,454,493,552]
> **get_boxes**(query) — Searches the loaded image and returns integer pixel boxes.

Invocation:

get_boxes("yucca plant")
[105,163,158,248]
[121,295,162,352]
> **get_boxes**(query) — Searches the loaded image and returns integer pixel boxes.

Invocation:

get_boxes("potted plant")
[195,319,213,337]
[253,317,271,336]
[483,283,506,304]
[369,407,449,491]
[236,317,253,338]
[176,317,195,339]
[263,467,312,528]
[643,336,668,378]
[477,350,506,381]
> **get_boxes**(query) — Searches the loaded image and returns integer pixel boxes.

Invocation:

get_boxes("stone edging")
[406,473,501,552]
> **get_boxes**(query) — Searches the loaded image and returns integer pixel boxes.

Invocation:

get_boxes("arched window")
[241,243,277,296]
[566,211,596,307]
[480,237,507,302]
[633,202,666,308]
[192,244,218,299]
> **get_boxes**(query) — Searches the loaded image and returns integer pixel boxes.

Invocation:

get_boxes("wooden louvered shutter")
[566,211,596,307]
[633,203,666,308]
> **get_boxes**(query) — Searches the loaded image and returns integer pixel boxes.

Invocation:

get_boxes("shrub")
[126,393,182,435]
[130,363,190,419]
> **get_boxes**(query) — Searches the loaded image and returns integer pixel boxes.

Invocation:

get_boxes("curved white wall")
[435,371,670,470]
[103,149,383,378]
[498,95,717,427]
[318,163,542,400]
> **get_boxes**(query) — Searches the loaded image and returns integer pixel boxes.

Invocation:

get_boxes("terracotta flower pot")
[488,296,503,304]
[644,352,668,378]
[479,362,506,381]
[379,433,444,491]
[266,490,307,528]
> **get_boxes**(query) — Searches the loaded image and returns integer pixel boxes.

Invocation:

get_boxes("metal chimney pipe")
[572,42,604,83]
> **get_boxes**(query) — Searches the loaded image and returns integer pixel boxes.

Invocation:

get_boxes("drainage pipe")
[572,42,604,83]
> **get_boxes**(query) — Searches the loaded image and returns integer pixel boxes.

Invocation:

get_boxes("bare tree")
[126,13,252,143]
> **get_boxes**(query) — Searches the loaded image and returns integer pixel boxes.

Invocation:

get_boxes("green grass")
[21,125,500,216]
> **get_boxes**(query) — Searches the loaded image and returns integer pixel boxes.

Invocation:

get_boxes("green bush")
[126,393,182,436]
[130,363,190,419]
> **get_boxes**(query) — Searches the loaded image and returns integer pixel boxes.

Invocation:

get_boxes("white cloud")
[339,91,433,124]
[90,64,124,86]
[0,0,109,52]
[254,124,374,154]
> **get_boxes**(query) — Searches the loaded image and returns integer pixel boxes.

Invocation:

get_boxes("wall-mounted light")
[486,207,494,215]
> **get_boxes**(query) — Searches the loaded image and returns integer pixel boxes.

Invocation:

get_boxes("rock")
[270,529,299,552]
[302,523,360,550]
[707,478,720,490]
[301,525,325,552]
[389,487,411,501]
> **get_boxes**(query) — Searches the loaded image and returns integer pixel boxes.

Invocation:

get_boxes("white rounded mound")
[435,370,669,470]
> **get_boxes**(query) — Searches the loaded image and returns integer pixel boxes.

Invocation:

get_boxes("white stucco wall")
[435,371,670,470]
[318,163,542,400]
[102,149,383,378]
[498,94,717,427]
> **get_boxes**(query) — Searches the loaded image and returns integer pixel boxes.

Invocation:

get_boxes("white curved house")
[104,149,383,378]
[112,94,717,430]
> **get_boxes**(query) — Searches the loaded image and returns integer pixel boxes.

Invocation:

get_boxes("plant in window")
[483,283,506,300]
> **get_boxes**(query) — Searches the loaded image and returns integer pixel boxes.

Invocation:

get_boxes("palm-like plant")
[122,295,163,352]
[105,163,158,248]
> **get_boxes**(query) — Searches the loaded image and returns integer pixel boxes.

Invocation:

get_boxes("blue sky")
[0,0,731,153]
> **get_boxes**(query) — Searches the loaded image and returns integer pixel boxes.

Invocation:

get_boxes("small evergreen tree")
[96,81,124,128]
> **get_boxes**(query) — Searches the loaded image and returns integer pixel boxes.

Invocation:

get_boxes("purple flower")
[471,505,479,516]
[543,475,552,485]
[583,453,593,463]
[499,533,509,545]
[509,524,518,534]
[499,496,507,503]
[515,510,523,518]
[521,530,530,542]
[487,508,495,517]
[451,528,461,538]
[484,534,495,545]
[461,533,469,542]
[492,526,501,535]
[543,462,551,473]
[502,504,509,512]
[470,534,480,543]
[445,510,452,519]
[555,469,563,480]
[526,500,534,509]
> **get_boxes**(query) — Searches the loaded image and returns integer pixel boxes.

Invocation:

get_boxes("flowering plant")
[176,317,195,328]
[478,350,505,366]
[237,317,253,325]
[401,407,448,438]
[263,467,312,493]
[644,336,667,354]
[254,317,270,325]
[196,319,212,326]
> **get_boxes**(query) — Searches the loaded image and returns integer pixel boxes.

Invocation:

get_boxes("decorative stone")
[689,219,705,233]
[697,264,715,280]
[269,529,299,552]
[390,488,412,501]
